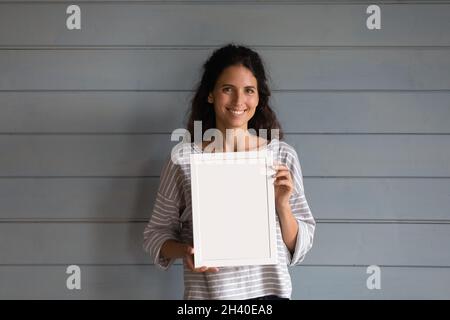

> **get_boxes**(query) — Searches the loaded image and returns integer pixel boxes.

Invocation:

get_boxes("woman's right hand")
[183,244,219,273]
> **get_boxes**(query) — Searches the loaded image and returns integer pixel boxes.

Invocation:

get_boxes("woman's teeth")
[229,109,246,115]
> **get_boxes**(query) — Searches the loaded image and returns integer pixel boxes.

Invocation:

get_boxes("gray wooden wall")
[0,0,449,299]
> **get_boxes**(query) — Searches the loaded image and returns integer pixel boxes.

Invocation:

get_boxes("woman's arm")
[273,164,299,254]
[143,156,184,270]
[161,240,219,273]
[276,204,299,254]
[160,239,189,259]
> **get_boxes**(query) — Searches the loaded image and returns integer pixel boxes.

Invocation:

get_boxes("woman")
[143,44,315,300]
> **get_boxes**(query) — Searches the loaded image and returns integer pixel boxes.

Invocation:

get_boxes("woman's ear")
[207,93,213,104]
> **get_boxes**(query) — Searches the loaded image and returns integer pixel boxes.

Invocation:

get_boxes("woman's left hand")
[272,164,294,212]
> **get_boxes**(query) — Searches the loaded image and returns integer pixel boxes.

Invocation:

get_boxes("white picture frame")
[190,150,278,268]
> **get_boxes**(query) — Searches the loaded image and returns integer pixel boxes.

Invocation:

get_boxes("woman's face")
[208,64,259,132]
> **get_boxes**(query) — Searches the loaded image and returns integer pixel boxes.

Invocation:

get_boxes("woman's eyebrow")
[221,84,257,89]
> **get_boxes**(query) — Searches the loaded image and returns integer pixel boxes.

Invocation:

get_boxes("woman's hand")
[182,244,220,273]
[272,164,294,212]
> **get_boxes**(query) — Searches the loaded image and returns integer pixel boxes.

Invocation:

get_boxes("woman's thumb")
[185,245,194,255]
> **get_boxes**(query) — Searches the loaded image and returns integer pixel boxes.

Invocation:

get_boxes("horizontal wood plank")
[1,134,449,177]
[1,265,449,299]
[1,91,450,133]
[0,177,449,221]
[1,49,450,90]
[0,3,449,46]
[0,223,449,266]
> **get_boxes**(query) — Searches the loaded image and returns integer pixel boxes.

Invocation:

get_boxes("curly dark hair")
[186,44,284,141]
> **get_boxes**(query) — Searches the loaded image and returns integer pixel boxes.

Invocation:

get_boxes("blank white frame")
[190,150,278,268]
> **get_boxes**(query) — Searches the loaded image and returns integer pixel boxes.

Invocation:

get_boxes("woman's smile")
[227,107,248,116]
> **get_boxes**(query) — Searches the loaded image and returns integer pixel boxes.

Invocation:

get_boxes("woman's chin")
[225,122,247,130]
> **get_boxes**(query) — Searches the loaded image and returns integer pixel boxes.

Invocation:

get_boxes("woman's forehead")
[216,65,257,86]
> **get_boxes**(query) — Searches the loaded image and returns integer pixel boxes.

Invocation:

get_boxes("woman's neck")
[223,128,250,152]
[201,128,264,153]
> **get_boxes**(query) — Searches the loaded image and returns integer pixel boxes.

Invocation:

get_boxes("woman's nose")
[232,90,246,106]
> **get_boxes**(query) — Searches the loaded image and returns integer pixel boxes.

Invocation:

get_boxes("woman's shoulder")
[268,139,303,174]
[268,138,298,157]
[167,141,198,167]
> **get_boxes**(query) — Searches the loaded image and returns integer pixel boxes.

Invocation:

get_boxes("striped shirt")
[143,138,315,300]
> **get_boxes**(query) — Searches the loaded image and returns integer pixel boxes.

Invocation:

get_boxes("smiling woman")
[187,44,284,153]
[143,44,316,300]
[207,64,259,133]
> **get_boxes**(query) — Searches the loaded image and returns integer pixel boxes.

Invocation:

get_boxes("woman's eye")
[247,89,255,94]
[223,87,232,93]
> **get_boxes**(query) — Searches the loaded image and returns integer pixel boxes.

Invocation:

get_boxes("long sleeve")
[143,155,185,270]
[283,147,316,266]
